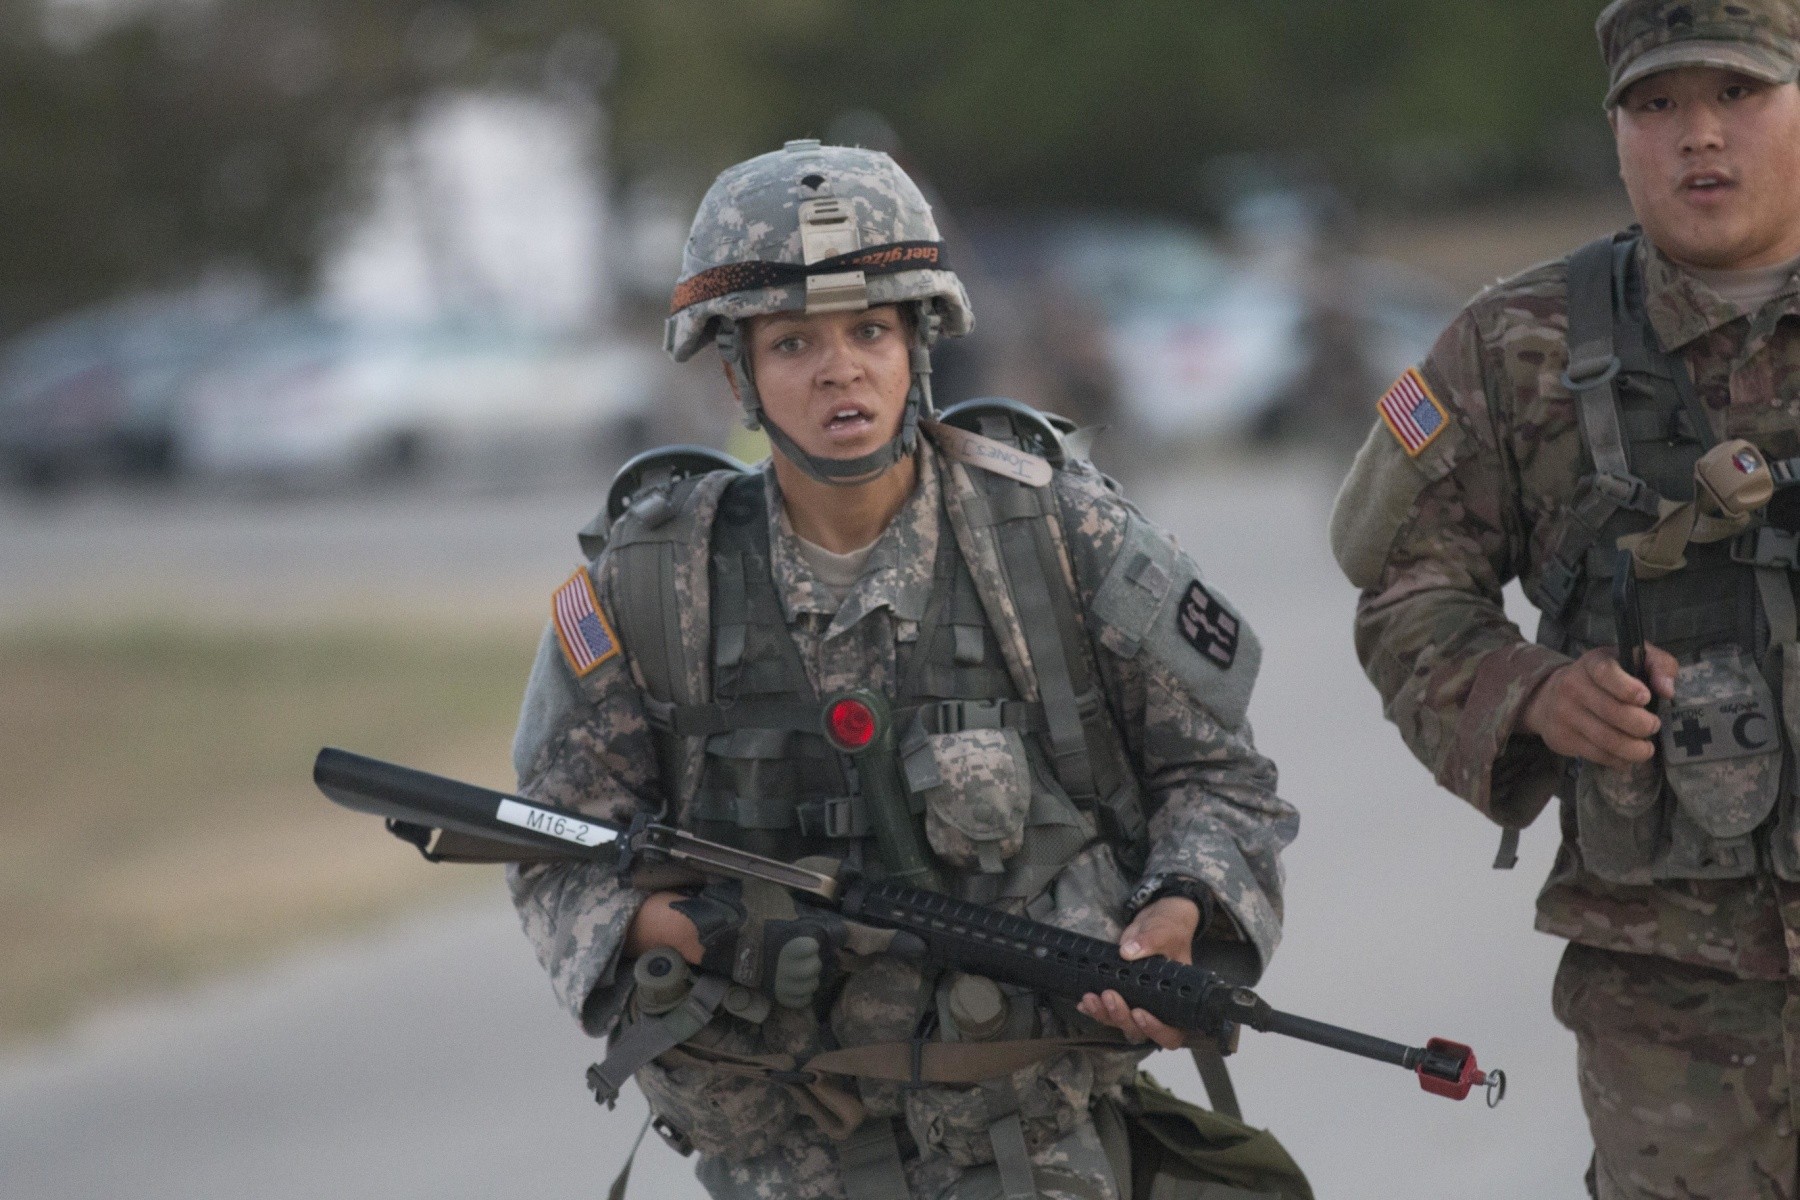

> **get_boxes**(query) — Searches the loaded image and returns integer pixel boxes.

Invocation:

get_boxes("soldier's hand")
[624,891,707,965]
[637,881,843,1008]
[771,935,823,1009]
[1075,896,1200,1051]
[1521,644,1678,770]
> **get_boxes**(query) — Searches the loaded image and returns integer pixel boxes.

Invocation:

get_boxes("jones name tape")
[496,799,617,848]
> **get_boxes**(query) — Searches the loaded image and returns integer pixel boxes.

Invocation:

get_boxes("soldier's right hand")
[1520,644,1678,770]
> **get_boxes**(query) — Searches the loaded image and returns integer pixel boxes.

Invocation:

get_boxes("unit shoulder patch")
[1175,580,1239,669]
[551,568,621,677]
[1376,368,1449,457]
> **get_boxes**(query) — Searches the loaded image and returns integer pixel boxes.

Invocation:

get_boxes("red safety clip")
[1416,1037,1506,1107]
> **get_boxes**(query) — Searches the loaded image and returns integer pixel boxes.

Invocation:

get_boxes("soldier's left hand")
[1075,896,1201,1050]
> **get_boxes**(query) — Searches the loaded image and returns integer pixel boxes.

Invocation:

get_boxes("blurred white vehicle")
[1050,217,1451,444]
[176,314,664,482]
[969,214,1452,450]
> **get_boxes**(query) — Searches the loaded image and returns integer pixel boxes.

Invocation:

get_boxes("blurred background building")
[2,4,1637,1198]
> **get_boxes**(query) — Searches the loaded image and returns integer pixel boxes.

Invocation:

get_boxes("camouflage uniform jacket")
[506,437,1293,1080]
[1332,233,1800,980]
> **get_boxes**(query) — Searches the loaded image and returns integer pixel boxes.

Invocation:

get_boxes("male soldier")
[508,141,1296,1199]
[1331,1,1800,1195]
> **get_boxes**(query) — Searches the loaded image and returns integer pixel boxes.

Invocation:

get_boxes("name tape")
[924,420,1053,487]
[496,799,617,848]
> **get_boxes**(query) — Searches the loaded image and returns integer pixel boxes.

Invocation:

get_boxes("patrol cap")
[1597,0,1800,108]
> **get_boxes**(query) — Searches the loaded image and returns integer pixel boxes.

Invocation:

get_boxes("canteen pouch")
[904,728,1033,873]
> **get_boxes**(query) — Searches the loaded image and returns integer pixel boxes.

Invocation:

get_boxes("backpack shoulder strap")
[1527,233,1666,619]
[604,465,742,814]
[1564,233,1635,482]
[935,429,1147,855]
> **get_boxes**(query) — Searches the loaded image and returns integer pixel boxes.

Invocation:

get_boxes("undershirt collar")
[794,533,879,608]
[1684,252,1800,315]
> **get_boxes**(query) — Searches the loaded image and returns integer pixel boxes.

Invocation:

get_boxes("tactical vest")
[600,404,1146,903]
[589,407,1180,1198]
[1530,231,1800,884]
[581,409,1280,1198]
[682,468,1058,879]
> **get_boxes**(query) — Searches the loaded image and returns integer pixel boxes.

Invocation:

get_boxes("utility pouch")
[1102,1071,1313,1200]
[1573,759,1664,885]
[1660,647,1780,842]
[903,1039,1094,1168]
[904,728,1033,873]
[1696,439,1775,520]
[632,987,801,1161]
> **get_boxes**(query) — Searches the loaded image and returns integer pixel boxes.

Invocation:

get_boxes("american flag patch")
[1377,368,1448,457]
[552,569,620,677]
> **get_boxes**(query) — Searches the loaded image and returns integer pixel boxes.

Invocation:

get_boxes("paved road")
[0,458,1590,1198]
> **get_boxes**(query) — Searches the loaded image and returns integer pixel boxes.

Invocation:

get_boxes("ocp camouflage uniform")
[510,433,1294,1199]
[1332,232,1800,1197]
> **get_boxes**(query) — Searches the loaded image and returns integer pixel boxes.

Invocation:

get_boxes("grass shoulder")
[1,619,540,1046]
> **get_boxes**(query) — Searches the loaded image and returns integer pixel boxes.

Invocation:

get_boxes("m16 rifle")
[312,738,1507,1107]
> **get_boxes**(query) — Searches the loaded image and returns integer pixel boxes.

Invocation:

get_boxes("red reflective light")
[827,698,877,750]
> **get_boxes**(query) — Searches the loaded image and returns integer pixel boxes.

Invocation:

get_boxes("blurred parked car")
[0,284,264,490]
[966,214,1452,451]
[174,313,666,484]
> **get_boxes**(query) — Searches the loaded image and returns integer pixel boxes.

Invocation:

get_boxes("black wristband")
[1127,874,1216,930]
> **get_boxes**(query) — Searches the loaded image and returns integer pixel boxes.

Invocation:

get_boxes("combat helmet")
[665,139,974,485]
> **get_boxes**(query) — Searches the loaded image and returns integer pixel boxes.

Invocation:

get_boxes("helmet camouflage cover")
[665,139,973,363]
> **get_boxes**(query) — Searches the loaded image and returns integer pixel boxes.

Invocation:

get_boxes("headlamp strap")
[670,242,949,314]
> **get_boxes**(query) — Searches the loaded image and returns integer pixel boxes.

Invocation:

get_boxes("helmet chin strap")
[718,312,937,489]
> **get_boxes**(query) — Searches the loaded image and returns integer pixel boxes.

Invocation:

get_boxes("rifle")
[312,745,1507,1107]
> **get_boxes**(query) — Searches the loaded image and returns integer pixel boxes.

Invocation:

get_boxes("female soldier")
[509,139,1296,1200]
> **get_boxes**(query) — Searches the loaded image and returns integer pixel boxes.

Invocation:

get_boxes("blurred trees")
[1,0,1616,336]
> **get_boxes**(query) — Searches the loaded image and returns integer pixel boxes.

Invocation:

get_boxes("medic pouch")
[1574,646,1779,883]
[1661,647,1781,843]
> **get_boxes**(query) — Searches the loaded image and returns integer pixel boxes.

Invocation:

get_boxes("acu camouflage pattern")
[1597,0,1800,108]
[907,728,1034,872]
[1332,233,1800,981]
[665,140,973,363]
[1659,648,1781,840]
[509,434,1293,1193]
[694,1112,1124,1200]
